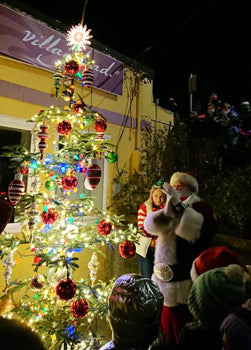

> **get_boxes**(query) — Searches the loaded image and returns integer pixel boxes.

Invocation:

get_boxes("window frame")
[0,114,34,234]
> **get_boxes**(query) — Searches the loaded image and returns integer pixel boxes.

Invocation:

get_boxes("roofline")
[2,0,155,79]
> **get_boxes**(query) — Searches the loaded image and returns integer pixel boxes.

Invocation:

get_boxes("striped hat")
[188,264,251,328]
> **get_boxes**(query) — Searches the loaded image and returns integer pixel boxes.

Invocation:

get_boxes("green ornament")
[154,178,164,187]
[106,151,118,163]
[45,180,57,191]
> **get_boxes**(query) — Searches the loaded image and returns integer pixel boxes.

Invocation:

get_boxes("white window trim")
[0,114,35,234]
[0,114,34,131]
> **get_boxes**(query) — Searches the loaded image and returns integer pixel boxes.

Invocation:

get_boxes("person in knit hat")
[220,306,251,350]
[144,172,218,347]
[178,264,251,350]
[190,245,247,282]
[99,273,171,350]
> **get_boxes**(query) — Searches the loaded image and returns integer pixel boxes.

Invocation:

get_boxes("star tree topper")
[66,24,93,52]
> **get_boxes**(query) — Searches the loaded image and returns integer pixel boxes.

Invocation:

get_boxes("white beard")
[177,187,191,199]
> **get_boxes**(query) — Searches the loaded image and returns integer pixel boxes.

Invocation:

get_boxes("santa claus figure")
[144,172,218,347]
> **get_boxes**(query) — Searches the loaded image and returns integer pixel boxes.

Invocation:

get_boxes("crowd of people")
[168,93,251,169]
[131,171,251,350]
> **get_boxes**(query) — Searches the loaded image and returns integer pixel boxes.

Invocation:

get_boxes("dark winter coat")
[178,321,222,350]
[99,274,165,350]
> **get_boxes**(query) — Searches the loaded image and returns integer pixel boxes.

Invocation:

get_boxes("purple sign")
[0,4,124,95]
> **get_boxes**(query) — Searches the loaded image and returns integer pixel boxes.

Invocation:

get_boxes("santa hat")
[190,246,247,282]
[170,172,199,194]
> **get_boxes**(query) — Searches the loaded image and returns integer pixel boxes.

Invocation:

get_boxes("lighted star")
[66,24,93,51]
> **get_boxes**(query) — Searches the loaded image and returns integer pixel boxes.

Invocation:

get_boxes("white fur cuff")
[175,207,203,242]
[190,258,199,282]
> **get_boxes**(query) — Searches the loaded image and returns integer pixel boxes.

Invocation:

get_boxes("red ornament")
[64,59,80,75]
[37,123,49,160]
[71,298,89,318]
[94,119,107,133]
[21,166,29,175]
[56,278,76,301]
[73,100,87,114]
[62,174,78,191]
[86,163,101,189]
[57,121,72,135]
[82,68,94,88]
[97,220,112,236]
[41,208,58,224]
[8,172,25,206]
[33,256,42,264]
[119,240,136,259]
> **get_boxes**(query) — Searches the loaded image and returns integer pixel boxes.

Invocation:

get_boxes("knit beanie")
[220,306,251,350]
[188,264,251,329]
[190,246,247,282]
[108,274,164,348]
[170,172,199,194]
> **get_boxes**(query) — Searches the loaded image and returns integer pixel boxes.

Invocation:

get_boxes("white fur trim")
[154,225,177,265]
[190,258,199,282]
[170,172,199,194]
[175,207,203,242]
[183,193,200,206]
[152,275,193,307]
[144,208,174,236]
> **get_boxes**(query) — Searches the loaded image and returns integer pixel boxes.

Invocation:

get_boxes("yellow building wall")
[0,52,173,300]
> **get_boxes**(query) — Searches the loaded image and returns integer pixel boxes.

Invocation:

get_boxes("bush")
[110,121,251,240]
[199,165,251,239]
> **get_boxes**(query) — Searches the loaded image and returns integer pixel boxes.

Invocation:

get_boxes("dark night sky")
[3,0,251,115]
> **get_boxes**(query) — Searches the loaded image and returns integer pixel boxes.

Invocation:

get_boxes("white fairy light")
[66,24,93,51]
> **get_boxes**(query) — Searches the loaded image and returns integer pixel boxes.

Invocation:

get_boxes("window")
[0,114,33,233]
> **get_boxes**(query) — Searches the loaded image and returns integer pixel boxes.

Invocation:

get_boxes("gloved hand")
[162,182,180,206]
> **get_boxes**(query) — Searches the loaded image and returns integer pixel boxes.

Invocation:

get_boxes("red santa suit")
[144,175,217,346]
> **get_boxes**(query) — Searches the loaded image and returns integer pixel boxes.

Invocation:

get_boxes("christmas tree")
[0,21,138,350]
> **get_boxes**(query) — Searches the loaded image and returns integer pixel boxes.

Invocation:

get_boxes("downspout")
[129,73,141,176]
[135,73,141,150]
